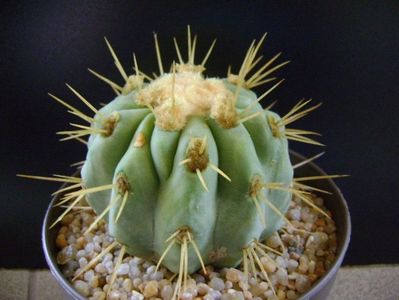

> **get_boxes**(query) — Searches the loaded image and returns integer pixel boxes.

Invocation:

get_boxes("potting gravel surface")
[55,194,337,300]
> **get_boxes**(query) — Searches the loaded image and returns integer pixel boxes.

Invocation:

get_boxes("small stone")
[76,249,87,259]
[90,275,99,288]
[56,245,76,265]
[62,260,78,277]
[181,292,193,300]
[287,208,301,221]
[238,280,249,291]
[207,290,222,300]
[79,257,88,268]
[243,290,252,299]
[287,259,299,273]
[197,283,210,295]
[264,290,274,298]
[91,290,106,300]
[74,280,90,296]
[298,256,309,273]
[151,271,164,281]
[266,235,280,248]
[158,279,170,290]
[132,257,144,264]
[95,263,107,274]
[225,268,241,283]
[250,282,268,296]
[103,253,113,262]
[276,269,288,286]
[122,278,132,292]
[161,285,173,300]
[222,291,244,300]
[61,213,74,225]
[117,263,130,275]
[192,274,205,283]
[133,278,142,289]
[67,235,76,245]
[249,277,257,286]
[85,242,95,253]
[56,234,68,249]
[144,281,159,298]
[105,260,114,274]
[84,270,94,282]
[261,258,276,273]
[108,290,122,300]
[311,232,329,247]
[289,252,300,260]
[276,290,285,300]
[94,243,102,252]
[224,281,233,289]
[131,290,144,300]
[295,274,311,293]
[275,256,287,268]
[210,277,225,291]
[130,265,141,278]
[59,226,68,234]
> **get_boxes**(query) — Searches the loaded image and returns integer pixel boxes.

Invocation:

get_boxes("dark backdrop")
[1,1,398,268]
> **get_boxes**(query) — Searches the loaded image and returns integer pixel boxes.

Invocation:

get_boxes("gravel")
[55,194,337,300]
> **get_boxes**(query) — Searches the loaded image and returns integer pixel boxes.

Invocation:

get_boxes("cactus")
[19,27,347,298]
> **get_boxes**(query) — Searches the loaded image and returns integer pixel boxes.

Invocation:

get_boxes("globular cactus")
[20,27,341,298]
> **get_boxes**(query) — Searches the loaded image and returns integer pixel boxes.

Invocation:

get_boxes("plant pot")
[42,150,351,300]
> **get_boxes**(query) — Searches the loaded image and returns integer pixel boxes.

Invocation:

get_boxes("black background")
[1,1,398,268]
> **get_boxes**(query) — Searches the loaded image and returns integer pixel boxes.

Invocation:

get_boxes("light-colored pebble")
[85,242,95,253]
[206,290,222,300]
[287,208,301,221]
[117,263,130,275]
[295,274,311,293]
[161,285,173,300]
[144,280,159,298]
[91,290,106,300]
[181,292,194,300]
[122,278,132,292]
[74,280,90,297]
[130,265,141,278]
[262,258,277,273]
[276,269,288,286]
[95,263,107,274]
[90,275,99,288]
[197,283,210,295]
[131,290,144,300]
[226,268,241,282]
[79,257,88,268]
[210,277,225,291]
[265,235,280,248]
[151,271,164,281]
[225,280,233,289]
[250,281,268,296]
[287,259,299,273]
[133,278,142,289]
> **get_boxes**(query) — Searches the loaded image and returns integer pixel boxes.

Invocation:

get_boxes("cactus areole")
[26,28,335,286]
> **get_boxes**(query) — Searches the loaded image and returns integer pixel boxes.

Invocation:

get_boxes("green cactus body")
[80,69,293,274]
[16,29,340,299]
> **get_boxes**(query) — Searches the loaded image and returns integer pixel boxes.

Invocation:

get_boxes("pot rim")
[42,150,351,300]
